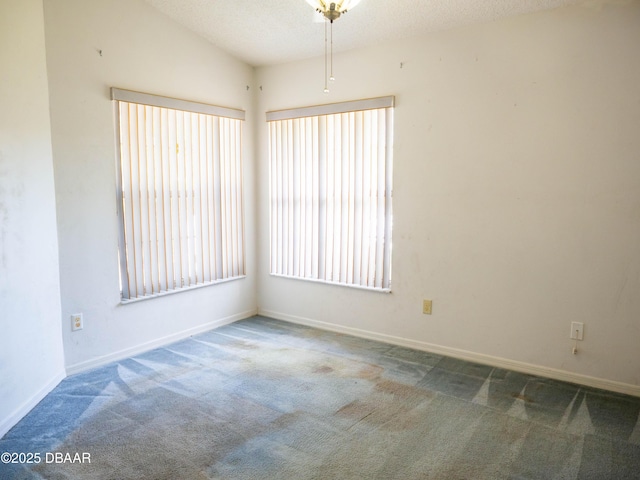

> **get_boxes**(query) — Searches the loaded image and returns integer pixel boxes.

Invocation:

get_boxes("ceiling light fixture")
[306,0,362,93]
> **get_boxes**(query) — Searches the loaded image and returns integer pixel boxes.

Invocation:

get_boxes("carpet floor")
[1,315,640,479]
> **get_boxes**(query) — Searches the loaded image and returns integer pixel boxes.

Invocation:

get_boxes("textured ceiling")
[144,0,584,66]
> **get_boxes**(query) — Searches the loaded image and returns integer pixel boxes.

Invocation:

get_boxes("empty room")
[1,0,639,478]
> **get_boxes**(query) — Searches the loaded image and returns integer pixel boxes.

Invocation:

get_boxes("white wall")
[0,0,66,436]
[43,0,257,371]
[256,2,640,393]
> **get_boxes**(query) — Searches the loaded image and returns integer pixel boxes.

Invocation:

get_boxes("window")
[112,88,245,301]
[267,96,394,291]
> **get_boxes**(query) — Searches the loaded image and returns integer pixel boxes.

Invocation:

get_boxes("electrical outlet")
[570,322,583,341]
[422,299,433,315]
[71,313,83,331]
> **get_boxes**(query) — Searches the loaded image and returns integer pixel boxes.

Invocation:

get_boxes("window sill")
[119,275,246,305]
[269,273,391,293]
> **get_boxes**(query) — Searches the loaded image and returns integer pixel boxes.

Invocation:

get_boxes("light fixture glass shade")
[306,0,362,21]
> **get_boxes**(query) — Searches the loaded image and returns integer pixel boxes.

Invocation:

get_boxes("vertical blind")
[112,88,245,301]
[267,96,394,291]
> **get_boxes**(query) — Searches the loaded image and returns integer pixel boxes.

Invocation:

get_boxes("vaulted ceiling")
[144,0,584,67]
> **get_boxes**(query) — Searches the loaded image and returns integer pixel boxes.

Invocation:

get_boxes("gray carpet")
[1,315,639,479]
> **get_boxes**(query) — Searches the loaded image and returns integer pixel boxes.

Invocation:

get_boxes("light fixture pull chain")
[330,20,335,82]
[324,19,329,93]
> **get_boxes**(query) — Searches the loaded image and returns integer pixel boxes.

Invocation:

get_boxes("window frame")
[112,88,246,302]
[266,96,394,292]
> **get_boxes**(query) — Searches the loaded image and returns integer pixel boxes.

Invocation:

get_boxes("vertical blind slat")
[130,104,144,297]
[158,108,170,292]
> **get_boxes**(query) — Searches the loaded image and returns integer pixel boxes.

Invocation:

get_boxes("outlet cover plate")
[423,300,433,315]
[71,313,83,331]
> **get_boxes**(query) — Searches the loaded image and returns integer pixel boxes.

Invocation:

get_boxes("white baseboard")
[258,309,640,398]
[66,309,258,376]
[0,370,66,439]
